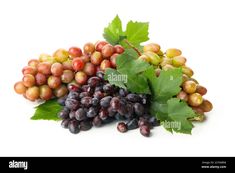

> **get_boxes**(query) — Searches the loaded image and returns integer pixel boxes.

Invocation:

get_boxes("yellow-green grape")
[53,48,69,63]
[143,43,161,54]
[172,56,186,67]
[39,54,51,62]
[166,48,182,58]
[182,74,189,84]
[138,54,151,63]
[157,50,164,56]
[188,93,203,107]
[160,57,172,67]
[143,51,161,65]
[182,66,194,77]
[182,80,197,94]
[199,99,213,112]
[54,85,68,98]
[188,78,198,84]
[25,86,40,101]
[162,64,174,71]
[177,91,188,101]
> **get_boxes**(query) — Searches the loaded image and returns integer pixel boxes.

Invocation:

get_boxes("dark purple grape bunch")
[57,71,159,137]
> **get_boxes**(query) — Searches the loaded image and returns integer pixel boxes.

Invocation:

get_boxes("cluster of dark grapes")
[57,71,159,137]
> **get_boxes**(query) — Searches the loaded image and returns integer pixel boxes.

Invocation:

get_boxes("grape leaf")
[103,15,124,45]
[104,68,127,89]
[31,99,62,120]
[126,73,150,94]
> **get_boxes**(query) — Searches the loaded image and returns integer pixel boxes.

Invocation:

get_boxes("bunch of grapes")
[139,43,213,120]
[14,41,124,101]
[58,71,159,137]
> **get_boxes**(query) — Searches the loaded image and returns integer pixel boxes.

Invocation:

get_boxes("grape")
[47,76,61,89]
[81,85,90,92]
[14,81,27,94]
[68,47,82,58]
[143,43,160,53]
[39,53,51,62]
[22,66,37,76]
[140,125,150,137]
[110,97,120,110]
[54,85,68,98]
[75,108,87,121]
[155,68,161,77]
[125,103,134,118]
[100,96,112,108]
[192,107,204,115]
[87,107,98,118]
[115,113,125,121]
[83,62,96,76]
[149,117,159,127]
[117,105,128,116]
[25,86,40,101]
[61,70,74,83]
[92,116,102,127]
[188,93,203,107]
[126,94,141,102]
[166,48,182,58]
[35,73,47,86]
[28,59,40,68]
[37,62,52,75]
[67,80,80,92]
[91,51,103,65]
[196,85,207,96]
[80,121,92,131]
[72,58,85,71]
[139,54,151,63]
[182,66,194,77]
[80,96,92,107]
[160,57,172,67]
[51,62,63,77]
[95,85,103,92]
[126,119,139,130]
[162,64,175,71]
[96,71,104,79]
[91,98,99,106]
[69,111,75,119]
[87,77,101,87]
[99,109,109,120]
[182,74,189,84]
[68,91,79,99]
[107,106,116,117]
[75,71,88,85]
[144,51,161,65]
[199,99,213,112]
[114,45,124,54]
[61,119,70,129]
[22,74,35,87]
[62,59,73,70]
[117,122,127,133]
[110,53,119,67]
[39,85,53,100]
[183,80,197,94]
[58,108,69,119]
[80,54,90,63]
[83,42,95,54]
[95,41,108,52]
[65,98,79,110]
[138,118,150,128]
[172,56,186,67]
[133,103,144,116]
[139,94,148,105]
[103,83,113,93]
[177,91,188,101]
[119,88,128,97]
[57,95,67,106]
[93,91,104,99]
[101,44,114,58]
[68,120,80,134]
[100,59,111,71]
[53,49,69,63]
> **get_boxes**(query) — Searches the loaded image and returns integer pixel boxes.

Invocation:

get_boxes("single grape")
[80,96,92,107]
[80,120,92,131]
[22,74,35,87]
[110,97,120,110]
[72,58,85,71]
[162,64,175,71]
[160,57,172,67]
[87,77,101,87]
[39,53,51,62]
[125,103,134,119]
[61,70,74,83]
[183,80,197,94]
[143,43,160,53]
[100,59,111,71]
[117,122,128,133]
[133,103,145,116]
[68,120,80,134]
[92,116,102,127]
[100,96,112,108]
[25,86,40,101]
[37,62,52,75]
[101,44,114,58]
[47,76,61,89]
[172,56,187,67]
[83,62,96,76]
[110,53,119,67]
[191,107,204,115]
[114,45,124,54]
[93,91,104,99]
[119,88,128,97]
[107,106,116,117]
[196,85,207,96]
[65,98,79,110]
[61,118,70,129]
[80,54,90,63]
[91,97,99,106]
[62,59,73,70]
[14,81,27,94]
[140,125,150,137]
[69,111,75,119]
[22,66,37,76]
[67,80,80,92]
[39,85,53,100]
[75,71,87,85]
[83,42,95,54]
[182,66,194,77]
[58,108,69,119]
[91,51,103,65]
[57,95,67,106]
[75,108,87,121]
[51,62,63,77]
[28,59,40,68]
[96,71,105,79]
[99,109,109,120]
[199,99,213,112]
[188,93,203,107]
[155,68,161,77]
[126,119,139,130]
[35,73,47,86]
[87,107,98,118]
[68,91,79,99]
[177,91,189,101]
[114,113,125,121]
[95,85,103,92]
[95,41,108,52]
[68,47,82,58]
[54,85,68,98]
[149,117,160,127]
[126,94,141,103]
[143,51,161,65]
[166,48,182,58]
[139,54,151,63]
[53,48,69,63]
[103,83,113,93]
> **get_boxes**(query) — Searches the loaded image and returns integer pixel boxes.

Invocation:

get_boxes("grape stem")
[124,39,142,56]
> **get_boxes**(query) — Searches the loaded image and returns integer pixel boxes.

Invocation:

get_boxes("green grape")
[172,56,186,67]
[166,48,182,58]
[182,80,197,94]
[53,49,69,63]
[143,51,161,65]
[182,66,194,77]
[188,93,203,107]
[143,43,161,53]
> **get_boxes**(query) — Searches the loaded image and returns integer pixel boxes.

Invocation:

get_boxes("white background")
[0,0,234,156]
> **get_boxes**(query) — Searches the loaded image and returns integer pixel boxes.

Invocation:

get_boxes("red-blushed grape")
[61,70,74,83]
[177,91,188,101]
[35,73,47,85]
[28,59,40,68]
[196,85,207,96]
[67,80,81,92]
[83,42,95,54]
[155,68,161,77]
[47,76,61,89]
[95,41,108,52]
[25,86,40,101]
[22,66,37,76]
[114,45,124,54]
[72,58,85,71]
[37,62,52,75]
[101,44,114,58]
[188,93,203,107]
[182,80,197,94]
[62,59,73,70]
[83,62,96,76]
[143,43,160,53]
[39,85,53,100]
[68,47,82,58]
[95,66,101,73]
[53,49,69,63]
[22,74,35,87]
[75,71,87,85]
[54,85,68,98]
[191,107,204,115]
[110,53,119,67]
[199,99,213,112]
[91,51,103,65]
[51,62,63,77]
[100,59,111,71]
[80,54,90,63]
[14,81,27,94]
